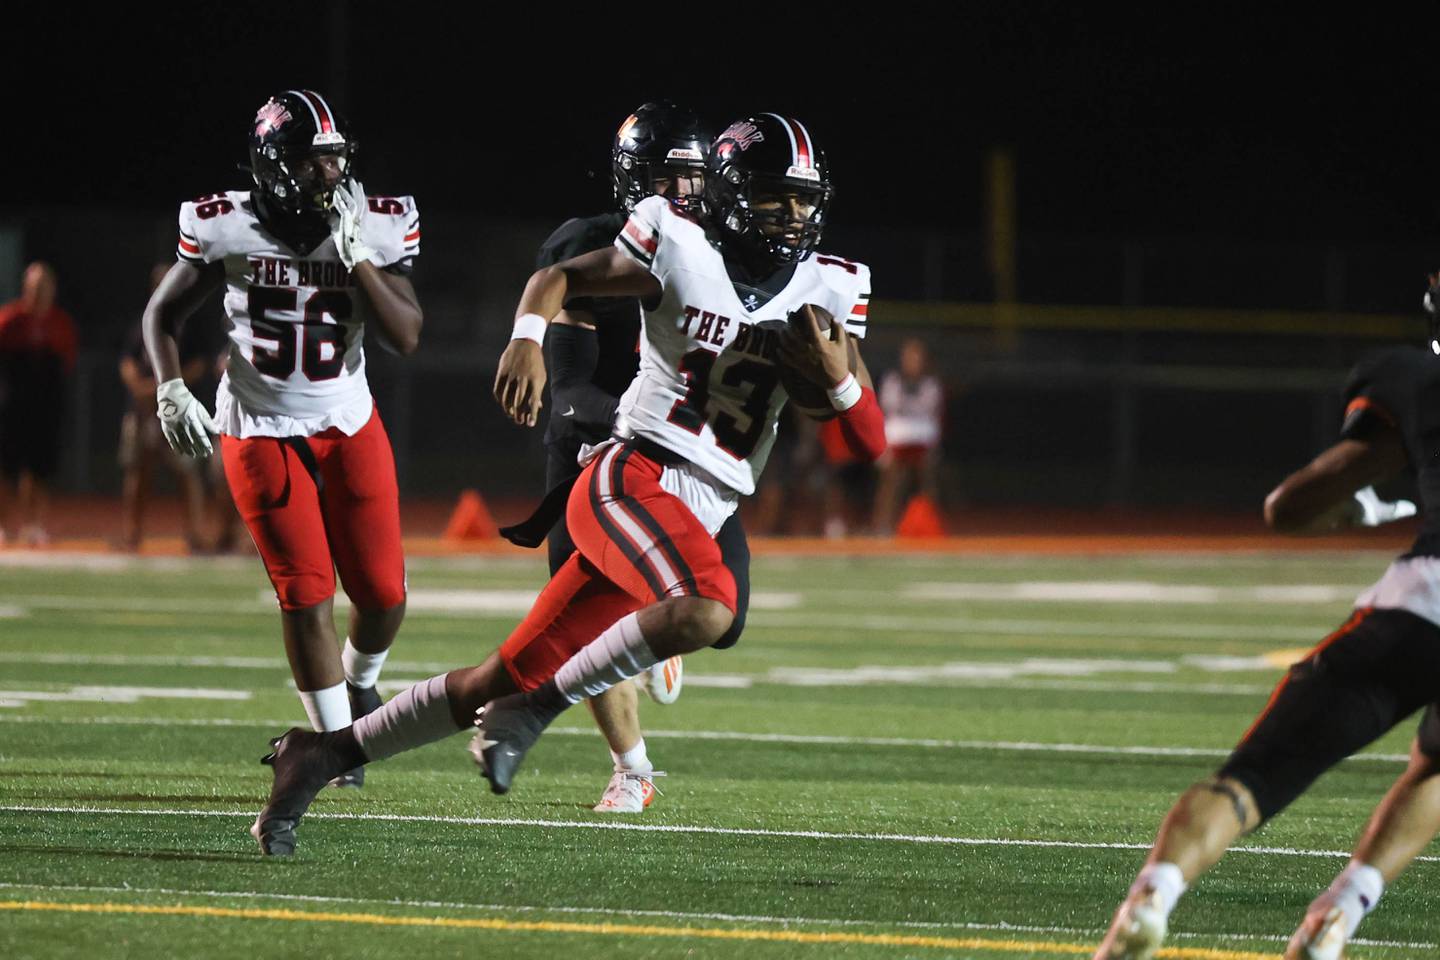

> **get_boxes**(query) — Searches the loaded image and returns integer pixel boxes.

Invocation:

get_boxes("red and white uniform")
[176,189,419,437]
[500,197,872,687]
[879,371,943,451]
[175,190,417,612]
[610,194,869,529]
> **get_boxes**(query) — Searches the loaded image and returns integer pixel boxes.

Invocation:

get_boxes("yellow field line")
[0,900,1276,958]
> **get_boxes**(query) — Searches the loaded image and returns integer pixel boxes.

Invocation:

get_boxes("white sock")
[552,613,658,703]
[1326,861,1385,935]
[1131,862,1187,917]
[342,638,389,689]
[611,739,651,774]
[297,681,351,732]
[352,673,460,762]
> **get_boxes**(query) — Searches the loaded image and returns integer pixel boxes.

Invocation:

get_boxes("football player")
[250,113,886,856]
[506,102,752,814]
[143,90,423,789]
[1094,307,1439,958]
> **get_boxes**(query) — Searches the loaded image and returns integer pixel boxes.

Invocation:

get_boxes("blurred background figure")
[0,262,78,547]
[817,416,876,538]
[205,349,242,553]
[116,264,209,552]
[872,336,945,536]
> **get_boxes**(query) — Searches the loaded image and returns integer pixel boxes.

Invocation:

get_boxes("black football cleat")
[251,728,351,856]
[328,683,385,789]
[469,691,560,795]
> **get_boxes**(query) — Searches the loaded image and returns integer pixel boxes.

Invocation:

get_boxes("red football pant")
[221,407,406,612]
[500,443,737,690]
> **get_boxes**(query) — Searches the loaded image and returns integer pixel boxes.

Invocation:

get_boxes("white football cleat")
[1095,890,1167,960]
[641,656,683,705]
[592,770,657,813]
[1285,906,1350,960]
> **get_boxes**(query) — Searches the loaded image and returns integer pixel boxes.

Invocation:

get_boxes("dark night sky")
[9,6,1437,245]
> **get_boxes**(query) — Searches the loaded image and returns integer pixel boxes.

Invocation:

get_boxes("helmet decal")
[254,100,293,139]
[717,120,765,152]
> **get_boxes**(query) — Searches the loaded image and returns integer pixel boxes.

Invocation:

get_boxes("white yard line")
[0,713,1410,762]
[902,581,1362,605]
[746,612,1327,642]
[6,591,1340,641]
[2,804,1433,863]
[0,882,1428,951]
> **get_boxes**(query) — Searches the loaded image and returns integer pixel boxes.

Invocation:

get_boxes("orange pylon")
[443,489,499,541]
[895,494,945,538]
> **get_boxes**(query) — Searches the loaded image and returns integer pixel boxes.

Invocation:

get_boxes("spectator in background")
[872,336,944,535]
[116,264,208,552]
[0,262,78,547]
[205,348,243,553]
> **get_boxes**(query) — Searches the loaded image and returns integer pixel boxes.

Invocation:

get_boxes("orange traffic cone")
[443,489,499,541]
[895,494,945,538]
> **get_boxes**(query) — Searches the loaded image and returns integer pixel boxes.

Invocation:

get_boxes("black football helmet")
[247,90,355,216]
[612,102,711,215]
[707,113,833,268]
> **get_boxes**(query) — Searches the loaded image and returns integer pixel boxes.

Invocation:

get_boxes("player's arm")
[143,260,224,382]
[781,308,886,461]
[495,249,660,427]
[1264,429,1411,533]
[351,262,423,355]
[142,260,225,457]
[547,311,622,432]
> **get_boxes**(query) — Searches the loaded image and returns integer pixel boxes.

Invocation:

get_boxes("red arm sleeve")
[836,386,886,462]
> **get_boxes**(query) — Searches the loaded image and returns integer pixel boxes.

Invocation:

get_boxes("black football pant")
[1219,607,1440,823]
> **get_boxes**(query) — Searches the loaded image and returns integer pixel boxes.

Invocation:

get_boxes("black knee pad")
[1418,705,1440,758]
[712,604,746,650]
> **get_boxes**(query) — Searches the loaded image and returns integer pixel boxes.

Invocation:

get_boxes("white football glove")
[156,378,218,458]
[1352,486,1417,527]
[330,178,378,270]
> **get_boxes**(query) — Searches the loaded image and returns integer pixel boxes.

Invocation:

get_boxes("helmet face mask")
[248,90,355,218]
[707,114,832,270]
[612,102,711,215]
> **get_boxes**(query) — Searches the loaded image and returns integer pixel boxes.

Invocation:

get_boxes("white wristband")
[828,373,862,411]
[511,313,548,344]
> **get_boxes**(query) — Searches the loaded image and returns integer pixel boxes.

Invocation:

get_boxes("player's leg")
[474,445,737,793]
[581,512,753,814]
[315,413,408,786]
[317,414,407,705]
[544,443,658,809]
[222,434,349,733]
[1285,712,1440,959]
[1096,607,1438,960]
[251,551,629,854]
[117,412,151,551]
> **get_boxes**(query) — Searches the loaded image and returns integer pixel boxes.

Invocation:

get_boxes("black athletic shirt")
[535,212,641,450]
[1342,346,1440,557]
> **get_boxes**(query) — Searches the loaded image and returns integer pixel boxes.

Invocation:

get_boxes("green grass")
[1,549,1436,958]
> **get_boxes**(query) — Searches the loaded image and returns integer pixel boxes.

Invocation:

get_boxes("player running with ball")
[251,112,886,856]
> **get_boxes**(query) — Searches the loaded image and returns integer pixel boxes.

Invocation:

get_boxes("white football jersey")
[176,189,420,437]
[612,195,870,496]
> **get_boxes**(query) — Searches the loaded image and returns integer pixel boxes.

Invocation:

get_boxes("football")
[777,304,857,420]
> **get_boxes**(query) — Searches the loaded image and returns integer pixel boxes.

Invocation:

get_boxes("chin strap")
[835,386,887,462]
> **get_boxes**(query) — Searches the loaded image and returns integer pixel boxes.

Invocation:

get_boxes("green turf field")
[0,549,1435,959]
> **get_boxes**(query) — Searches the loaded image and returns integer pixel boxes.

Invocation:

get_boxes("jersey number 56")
[247,288,352,381]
